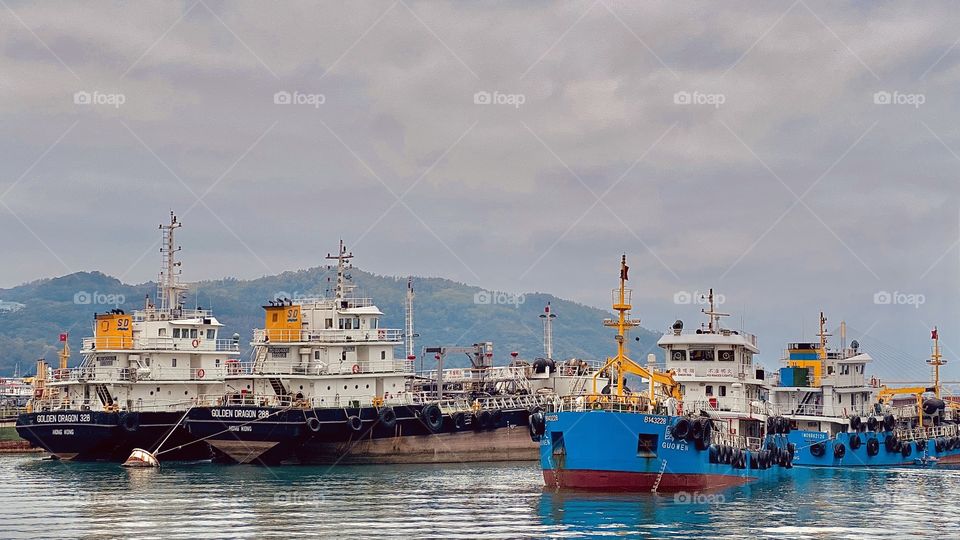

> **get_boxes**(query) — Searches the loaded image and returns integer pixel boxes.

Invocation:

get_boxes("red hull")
[937,453,960,465]
[543,469,755,492]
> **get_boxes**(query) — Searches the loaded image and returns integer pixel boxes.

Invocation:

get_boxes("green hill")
[0,267,664,375]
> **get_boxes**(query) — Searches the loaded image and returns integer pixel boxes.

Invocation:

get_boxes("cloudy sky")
[1,1,957,379]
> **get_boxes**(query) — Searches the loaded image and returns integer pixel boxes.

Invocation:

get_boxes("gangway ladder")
[252,344,268,373]
[95,384,113,407]
[268,378,287,399]
[794,391,814,415]
[651,458,668,493]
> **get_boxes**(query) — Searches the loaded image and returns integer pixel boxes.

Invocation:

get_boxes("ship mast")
[540,302,557,359]
[601,255,642,396]
[817,311,831,361]
[326,240,354,303]
[928,327,946,398]
[700,288,729,333]
[405,277,417,360]
[158,212,187,313]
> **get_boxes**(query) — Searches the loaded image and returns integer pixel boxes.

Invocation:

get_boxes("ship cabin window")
[690,349,714,361]
[705,385,714,396]
[827,366,835,375]
[840,365,850,375]
[215,358,221,367]
[670,350,686,362]
[381,351,386,360]
[719,385,727,397]
[372,317,379,329]
[171,358,177,368]
[207,329,215,340]
[190,329,198,339]
[341,351,348,361]
[325,318,334,329]
[718,349,735,362]
[158,328,166,337]
[272,313,279,323]
[173,328,181,338]
[637,434,658,458]
[315,351,321,360]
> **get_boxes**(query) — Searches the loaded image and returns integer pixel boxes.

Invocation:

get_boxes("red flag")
[59,333,68,342]
[932,328,938,340]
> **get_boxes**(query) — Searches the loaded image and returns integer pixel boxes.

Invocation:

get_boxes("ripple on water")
[4,457,960,538]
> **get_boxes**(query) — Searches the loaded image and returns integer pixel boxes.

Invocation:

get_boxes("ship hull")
[185,404,537,465]
[788,429,960,467]
[540,410,793,492]
[15,411,210,462]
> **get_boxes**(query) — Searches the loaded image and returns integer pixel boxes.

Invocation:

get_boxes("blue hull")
[540,411,793,492]
[789,429,960,467]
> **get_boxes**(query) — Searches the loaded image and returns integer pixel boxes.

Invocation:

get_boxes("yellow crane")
[590,255,681,407]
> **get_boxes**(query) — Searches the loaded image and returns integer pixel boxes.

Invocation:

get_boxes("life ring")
[378,407,397,429]
[352,364,361,374]
[192,339,200,348]
[197,368,205,379]
[306,417,321,432]
[377,329,386,339]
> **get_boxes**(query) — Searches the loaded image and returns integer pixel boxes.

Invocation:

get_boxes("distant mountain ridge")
[0,267,664,376]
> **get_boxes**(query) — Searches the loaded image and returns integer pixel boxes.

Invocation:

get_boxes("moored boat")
[16,213,232,461]
[537,258,794,492]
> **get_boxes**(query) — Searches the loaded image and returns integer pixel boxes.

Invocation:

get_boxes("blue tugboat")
[770,316,960,467]
[535,257,794,492]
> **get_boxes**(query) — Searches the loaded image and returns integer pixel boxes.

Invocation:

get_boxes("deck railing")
[254,327,403,344]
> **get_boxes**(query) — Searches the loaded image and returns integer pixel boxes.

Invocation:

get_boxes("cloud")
[0,1,958,378]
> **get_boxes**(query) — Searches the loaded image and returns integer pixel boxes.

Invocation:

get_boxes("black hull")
[16,411,211,462]
[185,404,538,465]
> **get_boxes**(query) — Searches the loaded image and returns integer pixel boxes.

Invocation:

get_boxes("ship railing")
[132,308,214,322]
[712,431,764,451]
[551,394,652,414]
[49,365,226,383]
[29,396,203,413]
[682,398,779,417]
[418,366,528,383]
[81,336,240,352]
[234,359,413,377]
[253,327,403,344]
[895,423,960,442]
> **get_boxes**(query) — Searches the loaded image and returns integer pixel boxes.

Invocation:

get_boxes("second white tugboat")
[185,243,593,465]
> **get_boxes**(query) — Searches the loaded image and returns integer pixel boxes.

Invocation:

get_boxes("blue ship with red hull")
[537,258,793,492]
[770,316,960,468]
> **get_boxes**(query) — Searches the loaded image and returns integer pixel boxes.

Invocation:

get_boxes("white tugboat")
[185,243,600,465]
[16,213,235,461]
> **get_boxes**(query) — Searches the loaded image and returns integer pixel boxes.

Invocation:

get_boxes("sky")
[0,1,958,381]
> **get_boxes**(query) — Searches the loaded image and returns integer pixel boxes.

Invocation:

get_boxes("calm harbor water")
[4,455,960,538]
